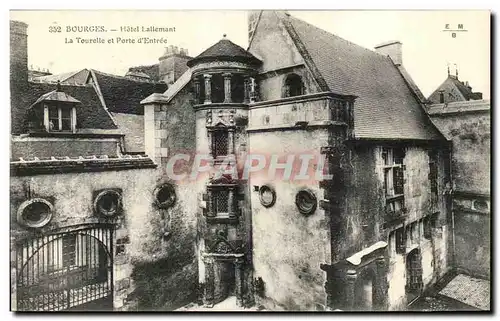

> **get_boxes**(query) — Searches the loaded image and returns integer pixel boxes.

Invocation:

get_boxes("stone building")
[427,87,490,279]
[10,20,197,312]
[427,67,484,104]
[12,10,478,312]
[141,11,453,311]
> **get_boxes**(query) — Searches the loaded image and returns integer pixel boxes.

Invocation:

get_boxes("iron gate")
[16,224,114,311]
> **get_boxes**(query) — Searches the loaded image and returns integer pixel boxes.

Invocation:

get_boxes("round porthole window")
[94,190,122,217]
[17,198,53,228]
[259,185,276,208]
[472,199,489,212]
[154,183,176,209]
[295,190,317,215]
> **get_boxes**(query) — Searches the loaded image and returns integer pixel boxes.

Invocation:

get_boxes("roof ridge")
[91,69,156,83]
[285,13,387,59]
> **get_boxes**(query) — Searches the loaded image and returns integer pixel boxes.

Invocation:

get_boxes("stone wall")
[139,86,198,310]
[11,136,121,160]
[343,144,450,310]
[248,128,331,311]
[10,167,157,311]
[429,102,490,278]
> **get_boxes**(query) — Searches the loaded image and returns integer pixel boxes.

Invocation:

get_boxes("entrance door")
[406,249,423,303]
[16,224,113,311]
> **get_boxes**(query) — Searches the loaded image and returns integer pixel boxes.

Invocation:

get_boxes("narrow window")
[284,74,304,98]
[383,148,405,214]
[423,216,432,239]
[395,227,405,254]
[212,130,229,158]
[439,91,445,103]
[428,149,439,204]
[213,189,230,214]
[48,106,59,131]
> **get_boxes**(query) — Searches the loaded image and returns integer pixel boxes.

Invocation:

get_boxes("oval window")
[473,199,489,212]
[154,183,176,209]
[17,198,53,228]
[94,190,122,217]
[259,185,276,208]
[295,190,317,215]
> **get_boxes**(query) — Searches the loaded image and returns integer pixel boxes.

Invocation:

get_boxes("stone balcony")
[247,92,356,133]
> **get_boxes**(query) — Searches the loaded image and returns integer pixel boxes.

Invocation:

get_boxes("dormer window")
[27,82,80,134]
[283,73,305,98]
[47,105,73,132]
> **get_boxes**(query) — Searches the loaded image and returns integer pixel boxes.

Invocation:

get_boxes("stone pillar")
[194,77,201,104]
[249,77,256,103]
[71,106,77,133]
[228,128,235,155]
[223,73,232,103]
[228,187,235,219]
[374,257,389,311]
[43,104,49,132]
[243,77,250,103]
[140,93,169,164]
[204,74,212,104]
[235,258,244,307]
[345,269,358,310]
[203,256,215,306]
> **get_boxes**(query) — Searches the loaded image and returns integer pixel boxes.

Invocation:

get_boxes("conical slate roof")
[187,36,261,67]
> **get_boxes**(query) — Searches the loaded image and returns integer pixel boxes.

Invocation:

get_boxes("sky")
[10,10,490,99]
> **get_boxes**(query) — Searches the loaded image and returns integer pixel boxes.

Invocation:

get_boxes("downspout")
[447,140,456,271]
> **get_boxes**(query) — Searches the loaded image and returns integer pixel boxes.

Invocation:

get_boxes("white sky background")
[10,10,490,98]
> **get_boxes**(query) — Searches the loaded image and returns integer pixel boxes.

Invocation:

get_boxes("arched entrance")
[16,224,114,311]
[406,248,423,303]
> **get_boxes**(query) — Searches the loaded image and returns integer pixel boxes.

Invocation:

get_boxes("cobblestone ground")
[409,295,478,311]
[176,296,262,311]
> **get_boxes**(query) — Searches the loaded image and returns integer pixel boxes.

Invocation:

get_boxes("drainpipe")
[447,140,456,271]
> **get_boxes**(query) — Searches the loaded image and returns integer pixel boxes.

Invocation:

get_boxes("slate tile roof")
[32,69,91,86]
[187,37,261,67]
[128,64,161,82]
[282,13,444,141]
[449,76,484,100]
[91,69,167,115]
[25,82,117,129]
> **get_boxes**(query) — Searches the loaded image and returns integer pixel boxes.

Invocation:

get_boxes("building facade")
[11,10,477,312]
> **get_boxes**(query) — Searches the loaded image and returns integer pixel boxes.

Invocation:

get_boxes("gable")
[248,11,304,73]
[280,13,444,141]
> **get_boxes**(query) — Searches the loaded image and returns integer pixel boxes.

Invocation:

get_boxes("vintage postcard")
[9,10,490,312]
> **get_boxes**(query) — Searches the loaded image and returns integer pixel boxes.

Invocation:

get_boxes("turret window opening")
[211,74,225,103]
[212,129,229,158]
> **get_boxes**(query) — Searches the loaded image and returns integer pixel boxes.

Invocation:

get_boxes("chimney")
[374,41,402,66]
[10,20,29,135]
[158,45,191,85]
[10,20,28,85]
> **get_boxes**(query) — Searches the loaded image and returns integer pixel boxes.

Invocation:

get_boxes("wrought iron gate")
[16,224,114,311]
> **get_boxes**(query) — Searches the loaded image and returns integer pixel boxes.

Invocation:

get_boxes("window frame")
[382,147,406,213]
[45,104,76,133]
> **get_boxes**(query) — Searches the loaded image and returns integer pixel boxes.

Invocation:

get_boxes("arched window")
[283,73,305,98]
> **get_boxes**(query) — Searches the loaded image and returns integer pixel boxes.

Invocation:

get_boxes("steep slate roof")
[91,69,167,115]
[33,69,91,85]
[280,13,444,141]
[448,75,482,100]
[187,37,261,67]
[24,82,117,129]
[128,64,160,82]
